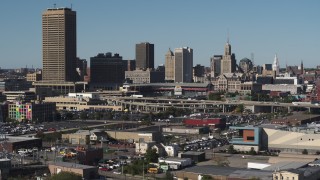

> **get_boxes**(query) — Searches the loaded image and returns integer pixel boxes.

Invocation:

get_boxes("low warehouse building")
[162,126,209,134]
[106,130,161,143]
[48,162,98,180]
[158,157,192,170]
[0,136,42,153]
[180,151,206,163]
[62,130,90,145]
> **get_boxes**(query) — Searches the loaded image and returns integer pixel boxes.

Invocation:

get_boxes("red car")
[48,128,56,132]
[99,167,109,171]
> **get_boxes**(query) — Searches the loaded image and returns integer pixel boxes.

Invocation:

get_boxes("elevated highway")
[105,96,319,114]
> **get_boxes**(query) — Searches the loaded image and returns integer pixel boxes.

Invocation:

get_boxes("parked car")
[99,167,109,171]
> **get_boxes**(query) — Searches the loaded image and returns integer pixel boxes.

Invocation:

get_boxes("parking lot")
[183,137,229,152]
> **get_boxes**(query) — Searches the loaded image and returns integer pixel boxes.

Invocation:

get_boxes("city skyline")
[0,0,319,69]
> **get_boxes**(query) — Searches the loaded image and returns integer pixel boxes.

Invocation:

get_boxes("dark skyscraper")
[135,42,154,70]
[90,53,129,90]
[42,8,77,82]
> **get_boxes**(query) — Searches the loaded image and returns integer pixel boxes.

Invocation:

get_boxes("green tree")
[235,104,244,113]
[201,175,213,180]
[145,148,159,163]
[208,92,222,101]
[94,112,101,120]
[49,171,82,180]
[80,112,87,120]
[228,145,236,154]
[41,132,62,142]
[302,149,308,155]
[55,112,62,121]
[65,112,74,120]
[121,113,129,121]
[35,131,45,139]
[6,117,19,125]
[249,147,257,155]
[165,171,174,180]
[105,111,114,120]
[123,159,146,176]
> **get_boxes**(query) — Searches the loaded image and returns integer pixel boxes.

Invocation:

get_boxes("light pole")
[142,162,145,180]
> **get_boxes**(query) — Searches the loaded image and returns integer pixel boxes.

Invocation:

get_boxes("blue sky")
[1,0,319,69]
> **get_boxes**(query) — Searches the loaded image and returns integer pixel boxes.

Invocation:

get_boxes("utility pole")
[142,162,145,180]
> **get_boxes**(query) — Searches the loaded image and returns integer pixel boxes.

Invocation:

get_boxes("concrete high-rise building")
[42,8,77,82]
[174,47,193,83]
[210,55,222,77]
[135,42,154,70]
[220,41,236,74]
[262,64,274,77]
[165,48,175,82]
[300,61,304,75]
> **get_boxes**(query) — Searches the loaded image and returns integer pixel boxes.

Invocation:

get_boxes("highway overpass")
[105,97,318,114]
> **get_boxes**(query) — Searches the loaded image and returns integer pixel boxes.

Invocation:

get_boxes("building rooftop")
[182,151,205,156]
[262,161,307,171]
[272,114,320,122]
[182,165,273,179]
[228,169,272,180]
[159,157,191,163]
[0,158,11,162]
[181,165,245,176]
[258,124,286,129]
[47,7,72,11]
[164,126,204,130]
[1,136,40,143]
[301,167,320,177]
[308,159,320,166]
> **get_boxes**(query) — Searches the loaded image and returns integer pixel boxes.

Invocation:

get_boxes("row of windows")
[57,102,82,105]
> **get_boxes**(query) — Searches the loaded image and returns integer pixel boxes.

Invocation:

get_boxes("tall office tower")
[90,53,125,90]
[300,61,304,75]
[220,41,236,74]
[165,48,175,82]
[135,42,154,70]
[42,8,77,82]
[210,55,222,77]
[174,47,193,83]
[272,54,280,75]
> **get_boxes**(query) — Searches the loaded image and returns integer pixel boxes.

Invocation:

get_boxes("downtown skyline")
[0,0,319,69]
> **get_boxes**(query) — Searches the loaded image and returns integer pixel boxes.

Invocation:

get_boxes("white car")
[18,149,28,154]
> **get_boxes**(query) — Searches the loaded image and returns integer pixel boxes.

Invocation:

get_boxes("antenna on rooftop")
[251,53,254,65]
[227,28,230,44]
